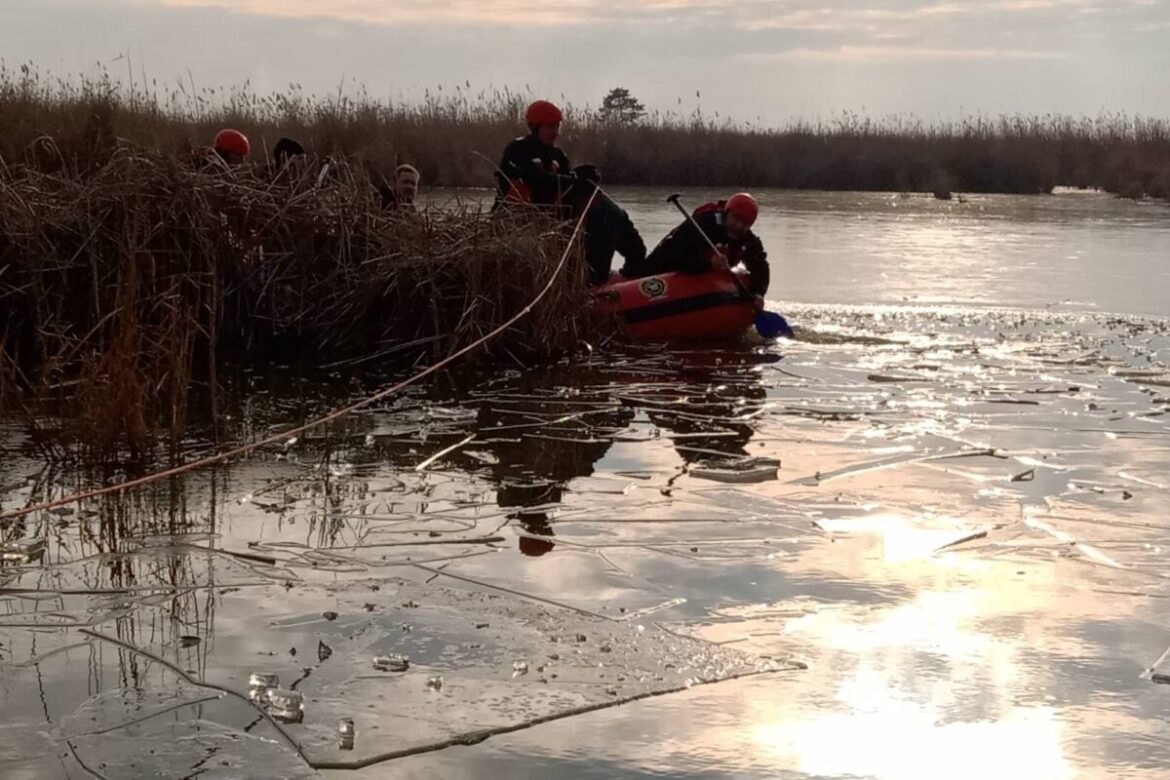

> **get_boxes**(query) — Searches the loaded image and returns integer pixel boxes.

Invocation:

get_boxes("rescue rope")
[0,191,597,524]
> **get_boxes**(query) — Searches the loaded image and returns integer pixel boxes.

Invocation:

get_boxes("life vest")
[502,178,534,204]
[693,200,727,218]
[691,201,729,260]
[503,158,562,205]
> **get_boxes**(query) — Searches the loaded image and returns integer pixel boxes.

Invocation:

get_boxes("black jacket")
[495,132,573,206]
[626,207,770,295]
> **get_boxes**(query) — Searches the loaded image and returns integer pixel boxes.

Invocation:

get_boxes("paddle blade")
[755,311,793,339]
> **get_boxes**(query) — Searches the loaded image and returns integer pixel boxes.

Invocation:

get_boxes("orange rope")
[0,191,597,524]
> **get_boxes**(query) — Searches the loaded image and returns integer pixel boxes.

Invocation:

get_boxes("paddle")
[755,310,794,339]
[664,193,793,339]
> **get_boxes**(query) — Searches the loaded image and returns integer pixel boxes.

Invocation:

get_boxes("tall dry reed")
[0,132,591,457]
[2,63,1168,197]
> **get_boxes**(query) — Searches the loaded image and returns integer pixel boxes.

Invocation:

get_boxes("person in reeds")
[379,164,421,211]
[213,128,250,167]
[494,100,576,211]
[184,128,251,173]
[563,165,646,286]
[271,137,306,174]
[623,193,770,304]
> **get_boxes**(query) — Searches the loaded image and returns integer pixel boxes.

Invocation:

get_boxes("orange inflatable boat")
[594,270,757,342]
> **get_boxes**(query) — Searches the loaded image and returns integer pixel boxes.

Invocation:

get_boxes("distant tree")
[599,88,646,126]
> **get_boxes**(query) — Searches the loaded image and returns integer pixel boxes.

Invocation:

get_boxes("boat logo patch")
[639,277,667,299]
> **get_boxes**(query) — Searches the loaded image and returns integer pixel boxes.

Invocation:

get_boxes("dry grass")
[0,136,591,457]
[580,113,1170,198]
[2,63,1168,197]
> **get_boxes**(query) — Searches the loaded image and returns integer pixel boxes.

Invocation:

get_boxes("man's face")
[537,122,560,146]
[221,150,245,168]
[724,211,750,240]
[396,172,419,204]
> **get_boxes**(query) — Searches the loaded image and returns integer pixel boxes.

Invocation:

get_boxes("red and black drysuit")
[494,132,574,209]
[622,202,770,296]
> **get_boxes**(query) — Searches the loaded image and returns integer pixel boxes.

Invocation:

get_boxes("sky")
[2,0,1168,124]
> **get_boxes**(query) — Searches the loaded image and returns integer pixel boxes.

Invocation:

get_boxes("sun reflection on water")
[752,575,1077,780]
[751,702,1073,780]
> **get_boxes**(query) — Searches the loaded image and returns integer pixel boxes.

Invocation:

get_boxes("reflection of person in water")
[648,406,757,466]
[495,478,565,557]
[476,402,634,557]
[641,351,771,467]
[510,507,558,557]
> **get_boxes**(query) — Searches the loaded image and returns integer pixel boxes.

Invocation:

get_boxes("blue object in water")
[755,311,793,339]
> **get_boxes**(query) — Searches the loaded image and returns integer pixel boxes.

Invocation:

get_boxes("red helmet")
[525,100,563,128]
[725,192,759,227]
[214,128,250,157]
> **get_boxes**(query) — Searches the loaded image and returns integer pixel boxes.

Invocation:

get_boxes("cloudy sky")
[2,0,1168,123]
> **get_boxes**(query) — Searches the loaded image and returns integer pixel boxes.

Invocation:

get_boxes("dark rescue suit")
[495,132,574,208]
[623,202,770,296]
[567,184,647,286]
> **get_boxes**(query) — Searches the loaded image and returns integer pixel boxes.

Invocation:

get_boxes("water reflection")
[331,307,1169,779]
[476,397,634,558]
[3,305,1170,778]
[442,187,1170,317]
[470,349,778,564]
[640,356,767,467]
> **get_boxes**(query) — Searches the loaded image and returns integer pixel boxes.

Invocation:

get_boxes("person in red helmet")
[213,128,250,167]
[623,193,770,300]
[494,100,576,210]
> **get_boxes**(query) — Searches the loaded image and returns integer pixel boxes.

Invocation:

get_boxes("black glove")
[742,233,766,261]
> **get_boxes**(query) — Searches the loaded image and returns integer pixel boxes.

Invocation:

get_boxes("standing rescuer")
[624,193,770,304]
[495,100,575,209]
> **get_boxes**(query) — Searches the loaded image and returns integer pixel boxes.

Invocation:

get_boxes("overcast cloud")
[2,0,1167,122]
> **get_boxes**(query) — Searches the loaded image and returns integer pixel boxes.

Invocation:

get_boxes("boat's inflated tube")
[594,271,757,341]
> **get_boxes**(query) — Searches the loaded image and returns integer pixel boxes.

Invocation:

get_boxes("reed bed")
[1,65,1166,455]
[0,139,591,457]
[2,63,1169,198]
